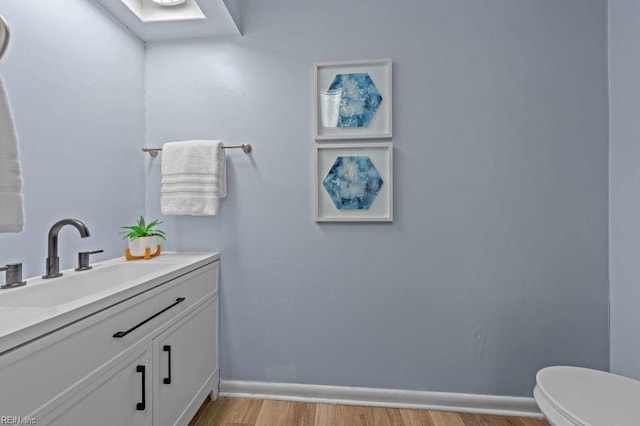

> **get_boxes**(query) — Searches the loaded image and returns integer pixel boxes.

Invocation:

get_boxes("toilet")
[534,366,640,425]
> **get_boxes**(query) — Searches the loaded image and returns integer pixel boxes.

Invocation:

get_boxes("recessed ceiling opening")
[152,0,186,6]
[120,0,206,23]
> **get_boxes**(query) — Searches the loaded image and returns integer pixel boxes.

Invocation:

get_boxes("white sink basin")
[0,262,175,307]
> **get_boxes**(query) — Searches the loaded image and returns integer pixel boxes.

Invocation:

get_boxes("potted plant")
[120,216,166,258]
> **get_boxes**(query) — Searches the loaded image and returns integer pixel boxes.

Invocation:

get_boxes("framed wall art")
[315,143,393,222]
[314,59,392,140]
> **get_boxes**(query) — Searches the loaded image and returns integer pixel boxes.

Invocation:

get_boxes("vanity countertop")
[0,252,219,355]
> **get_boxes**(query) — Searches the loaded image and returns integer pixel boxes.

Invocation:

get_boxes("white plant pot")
[128,236,158,257]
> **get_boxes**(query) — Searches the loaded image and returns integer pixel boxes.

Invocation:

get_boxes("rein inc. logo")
[0,417,37,425]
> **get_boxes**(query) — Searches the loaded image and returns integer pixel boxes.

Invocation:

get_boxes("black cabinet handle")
[163,345,172,384]
[136,365,146,411]
[113,298,186,338]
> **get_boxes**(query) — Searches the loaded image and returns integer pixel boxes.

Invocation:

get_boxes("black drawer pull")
[163,345,172,384]
[113,297,186,338]
[136,365,146,411]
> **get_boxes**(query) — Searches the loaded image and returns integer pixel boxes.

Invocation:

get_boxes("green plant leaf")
[120,216,166,241]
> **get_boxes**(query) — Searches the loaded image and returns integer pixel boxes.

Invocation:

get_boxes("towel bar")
[142,143,252,157]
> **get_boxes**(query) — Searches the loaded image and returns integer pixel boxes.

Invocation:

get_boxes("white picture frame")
[315,143,393,222]
[314,59,392,140]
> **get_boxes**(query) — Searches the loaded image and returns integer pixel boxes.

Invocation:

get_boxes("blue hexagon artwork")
[323,156,384,210]
[327,73,383,128]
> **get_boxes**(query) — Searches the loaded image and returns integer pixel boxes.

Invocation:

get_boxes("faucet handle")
[0,263,27,289]
[75,250,104,272]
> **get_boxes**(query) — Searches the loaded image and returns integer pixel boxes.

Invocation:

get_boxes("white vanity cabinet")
[0,254,219,426]
[153,297,218,426]
[43,347,153,426]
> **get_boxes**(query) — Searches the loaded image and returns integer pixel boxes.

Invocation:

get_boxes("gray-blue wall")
[609,0,640,380]
[0,0,146,278]
[145,0,609,396]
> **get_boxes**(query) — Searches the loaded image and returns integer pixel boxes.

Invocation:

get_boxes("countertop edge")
[0,252,219,355]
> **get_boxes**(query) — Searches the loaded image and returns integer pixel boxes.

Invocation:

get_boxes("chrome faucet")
[43,219,91,279]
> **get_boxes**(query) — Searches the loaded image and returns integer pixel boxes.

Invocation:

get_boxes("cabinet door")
[40,347,153,426]
[153,296,218,426]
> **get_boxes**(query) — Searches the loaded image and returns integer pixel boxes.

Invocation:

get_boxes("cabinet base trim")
[219,380,542,418]
[177,369,218,425]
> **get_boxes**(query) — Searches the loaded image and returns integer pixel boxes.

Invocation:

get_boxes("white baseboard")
[219,380,544,418]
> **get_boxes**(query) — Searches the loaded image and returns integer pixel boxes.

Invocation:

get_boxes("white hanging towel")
[0,78,24,232]
[161,140,226,216]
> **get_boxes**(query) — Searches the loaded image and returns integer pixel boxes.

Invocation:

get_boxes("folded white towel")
[0,78,24,232]
[161,140,226,216]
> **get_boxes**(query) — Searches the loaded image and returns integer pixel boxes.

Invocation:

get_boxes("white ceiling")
[90,0,240,42]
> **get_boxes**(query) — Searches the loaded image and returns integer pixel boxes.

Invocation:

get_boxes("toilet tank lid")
[536,366,640,426]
